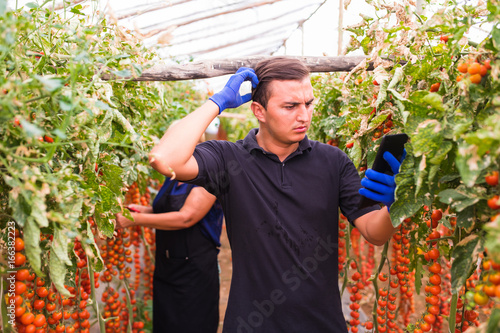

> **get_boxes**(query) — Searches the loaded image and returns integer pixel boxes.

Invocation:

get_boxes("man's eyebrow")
[283,98,315,105]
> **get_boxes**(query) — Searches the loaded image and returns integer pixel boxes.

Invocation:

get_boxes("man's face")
[260,78,315,144]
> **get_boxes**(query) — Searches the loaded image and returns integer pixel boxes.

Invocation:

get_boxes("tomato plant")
[0,2,207,333]
[312,0,500,332]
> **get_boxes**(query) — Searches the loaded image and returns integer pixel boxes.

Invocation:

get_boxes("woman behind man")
[116,121,224,333]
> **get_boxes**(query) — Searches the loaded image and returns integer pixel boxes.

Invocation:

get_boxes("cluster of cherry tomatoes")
[456,58,492,84]
[95,181,157,333]
[9,231,100,333]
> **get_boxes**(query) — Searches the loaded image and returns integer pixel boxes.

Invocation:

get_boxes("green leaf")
[456,206,475,231]
[35,75,63,92]
[451,235,483,294]
[391,156,423,226]
[24,217,44,277]
[411,120,443,157]
[102,164,123,194]
[484,217,500,264]
[132,63,143,77]
[422,93,444,112]
[491,26,500,51]
[20,119,44,138]
[112,69,132,78]
[94,204,114,238]
[438,185,484,213]
[347,140,362,168]
[414,155,429,197]
[70,7,84,15]
[486,305,500,333]
[25,2,38,8]
[99,186,114,211]
[414,257,423,295]
[59,99,73,112]
[428,141,453,165]
[455,142,491,187]
[95,100,111,111]
[49,252,71,297]
[7,185,30,228]
[31,196,49,228]
[51,228,72,266]
[85,221,104,272]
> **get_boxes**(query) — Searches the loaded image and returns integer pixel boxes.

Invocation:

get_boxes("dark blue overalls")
[152,179,223,333]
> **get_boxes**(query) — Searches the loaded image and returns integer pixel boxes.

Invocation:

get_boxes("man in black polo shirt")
[150,57,402,332]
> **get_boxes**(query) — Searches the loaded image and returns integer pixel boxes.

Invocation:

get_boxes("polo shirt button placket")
[281,163,286,187]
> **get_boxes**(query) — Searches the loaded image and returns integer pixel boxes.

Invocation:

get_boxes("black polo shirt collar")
[242,128,312,162]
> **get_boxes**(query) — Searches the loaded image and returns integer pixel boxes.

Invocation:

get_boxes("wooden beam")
[101,55,372,81]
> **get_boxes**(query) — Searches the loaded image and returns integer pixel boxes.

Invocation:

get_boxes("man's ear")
[251,101,266,123]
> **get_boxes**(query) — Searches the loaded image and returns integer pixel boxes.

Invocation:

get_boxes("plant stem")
[140,227,155,266]
[448,292,459,333]
[88,260,106,333]
[123,279,134,333]
[371,241,389,332]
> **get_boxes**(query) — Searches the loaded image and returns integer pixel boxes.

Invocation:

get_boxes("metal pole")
[416,0,424,15]
[338,0,344,55]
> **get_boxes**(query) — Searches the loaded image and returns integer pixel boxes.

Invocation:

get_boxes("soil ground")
[217,224,232,332]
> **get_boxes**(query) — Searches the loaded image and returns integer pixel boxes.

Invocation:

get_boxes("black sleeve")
[338,152,381,225]
[186,140,230,197]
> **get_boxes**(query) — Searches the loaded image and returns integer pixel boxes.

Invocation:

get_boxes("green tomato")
[465,290,475,301]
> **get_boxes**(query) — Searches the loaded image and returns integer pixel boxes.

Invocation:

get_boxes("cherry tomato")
[15,281,27,295]
[20,312,35,325]
[487,195,500,210]
[424,313,436,324]
[429,274,442,285]
[16,268,30,281]
[36,287,49,298]
[431,209,442,223]
[428,248,440,260]
[428,262,442,274]
[33,299,45,310]
[429,285,441,295]
[488,272,500,285]
[430,82,440,92]
[428,305,440,315]
[473,291,489,305]
[14,252,26,266]
[33,313,46,327]
[14,237,25,251]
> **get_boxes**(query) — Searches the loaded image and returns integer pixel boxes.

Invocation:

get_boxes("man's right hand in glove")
[209,67,259,114]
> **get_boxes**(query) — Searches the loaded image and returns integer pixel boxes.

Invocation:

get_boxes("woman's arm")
[116,187,217,230]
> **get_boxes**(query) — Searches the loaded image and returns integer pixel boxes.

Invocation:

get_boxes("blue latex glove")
[359,150,406,211]
[209,67,259,114]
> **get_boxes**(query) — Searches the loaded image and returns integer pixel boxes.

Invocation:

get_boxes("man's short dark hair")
[252,57,310,109]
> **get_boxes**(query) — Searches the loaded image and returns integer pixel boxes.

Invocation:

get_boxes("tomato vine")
[313,0,500,331]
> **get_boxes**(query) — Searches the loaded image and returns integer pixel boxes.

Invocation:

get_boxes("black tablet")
[359,133,408,209]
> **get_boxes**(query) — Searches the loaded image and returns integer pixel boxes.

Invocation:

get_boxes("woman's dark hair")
[252,57,310,109]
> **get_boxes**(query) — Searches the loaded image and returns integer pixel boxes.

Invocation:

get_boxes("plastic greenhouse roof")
[7,0,492,66]
[104,0,326,62]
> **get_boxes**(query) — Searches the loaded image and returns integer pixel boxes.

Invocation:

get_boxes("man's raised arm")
[149,67,259,180]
